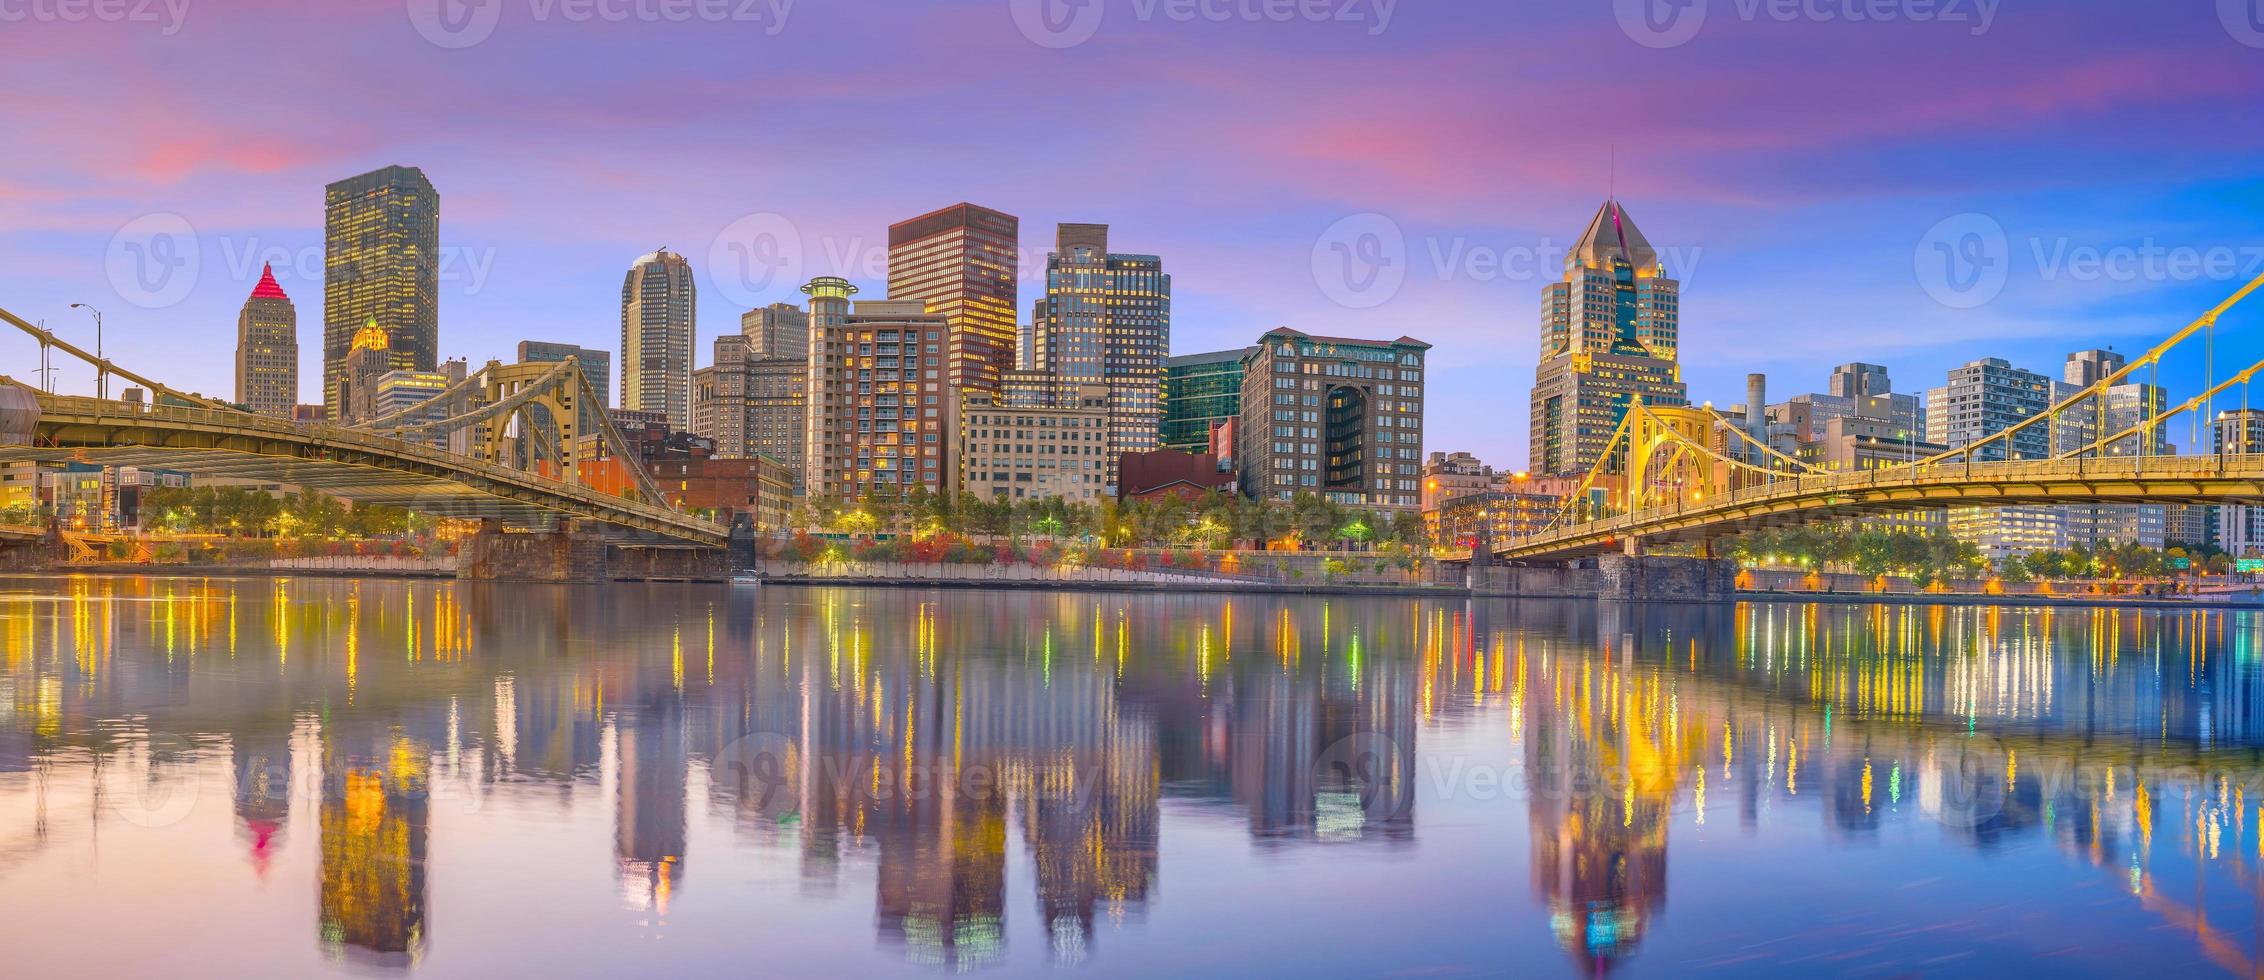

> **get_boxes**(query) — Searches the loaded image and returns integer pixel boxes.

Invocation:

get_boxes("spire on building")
[250,262,289,300]
[1568,199,1659,274]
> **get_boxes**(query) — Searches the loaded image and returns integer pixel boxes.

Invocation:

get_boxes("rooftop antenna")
[1609,144,1617,202]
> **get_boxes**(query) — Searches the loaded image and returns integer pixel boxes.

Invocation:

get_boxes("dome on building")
[351,316,389,353]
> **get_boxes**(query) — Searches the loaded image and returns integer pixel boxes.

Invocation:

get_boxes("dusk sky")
[6,0,2264,464]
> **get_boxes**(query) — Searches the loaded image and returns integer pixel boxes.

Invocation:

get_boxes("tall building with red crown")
[235,262,298,418]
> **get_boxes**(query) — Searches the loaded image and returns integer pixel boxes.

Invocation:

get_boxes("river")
[0,574,2258,977]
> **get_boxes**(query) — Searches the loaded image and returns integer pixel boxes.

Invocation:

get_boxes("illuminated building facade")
[1237,328,1429,510]
[1529,199,1688,477]
[1161,347,1253,455]
[1031,223,1170,490]
[802,278,953,499]
[958,383,1109,503]
[888,203,1018,395]
[335,318,394,424]
[2216,408,2264,555]
[621,248,697,430]
[234,263,298,418]
[324,165,438,422]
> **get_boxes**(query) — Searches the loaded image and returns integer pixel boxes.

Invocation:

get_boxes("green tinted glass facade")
[1160,348,1252,453]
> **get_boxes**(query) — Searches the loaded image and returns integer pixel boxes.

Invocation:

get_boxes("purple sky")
[5,0,2264,464]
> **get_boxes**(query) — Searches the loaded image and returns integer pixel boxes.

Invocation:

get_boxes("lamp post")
[67,303,104,400]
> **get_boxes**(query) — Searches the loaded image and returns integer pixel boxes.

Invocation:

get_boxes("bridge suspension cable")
[1,305,241,412]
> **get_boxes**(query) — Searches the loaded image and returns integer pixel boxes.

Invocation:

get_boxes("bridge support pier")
[457,519,610,584]
[1596,554,1738,603]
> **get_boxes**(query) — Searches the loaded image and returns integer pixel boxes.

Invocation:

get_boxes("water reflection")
[2,577,2264,976]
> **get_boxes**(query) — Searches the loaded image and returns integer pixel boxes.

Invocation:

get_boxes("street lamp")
[67,303,104,400]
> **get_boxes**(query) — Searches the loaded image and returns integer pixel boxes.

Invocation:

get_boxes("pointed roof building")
[1568,199,1659,275]
[250,262,290,300]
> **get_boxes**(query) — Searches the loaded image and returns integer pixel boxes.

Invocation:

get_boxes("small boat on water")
[731,572,762,588]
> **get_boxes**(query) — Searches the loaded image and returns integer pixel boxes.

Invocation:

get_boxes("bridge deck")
[5,394,727,546]
[1501,455,2264,561]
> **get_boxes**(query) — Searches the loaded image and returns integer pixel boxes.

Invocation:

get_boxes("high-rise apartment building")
[1237,328,1428,510]
[1926,357,2067,560]
[1161,347,1255,455]
[1925,358,2059,460]
[801,278,953,499]
[323,165,438,421]
[234,263,297,418]
[2059,349,2170,548]
[2216,409,2264,556]
[1529,200,1688,477]
[1031,223,1170,490]
[365,361,469,453]
[621,249,697,430]
[887,204,1018,394]
[958,383,1110,504]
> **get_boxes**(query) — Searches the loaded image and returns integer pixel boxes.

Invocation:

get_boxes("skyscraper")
[234,263,297,418]
[801,277,954,499]
[324,165,437,422]
[887,203,1018,395]
[1528,200,1688,477]
[1032,223,1170,490]
[620,249,697,430]
[518,341,611,408]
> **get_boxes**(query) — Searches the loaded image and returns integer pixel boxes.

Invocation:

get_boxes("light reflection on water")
[1,576,2262,977]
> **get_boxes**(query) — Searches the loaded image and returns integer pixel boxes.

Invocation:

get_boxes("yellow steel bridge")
[0,307,727,548]
[1499,269,2264,562]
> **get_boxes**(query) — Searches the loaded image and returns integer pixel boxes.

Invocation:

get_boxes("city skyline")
[7,1,2261,468]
